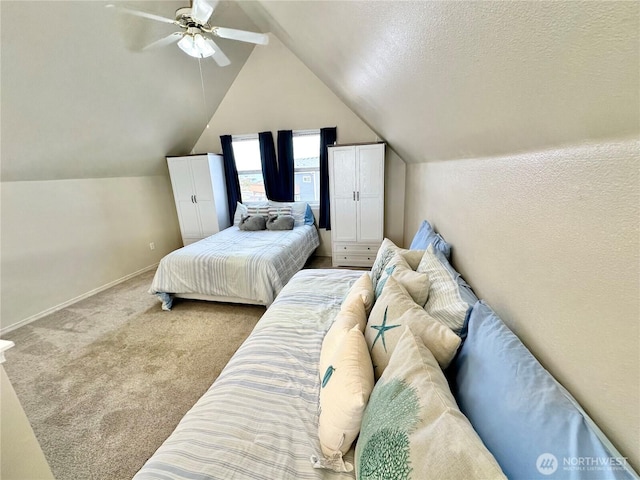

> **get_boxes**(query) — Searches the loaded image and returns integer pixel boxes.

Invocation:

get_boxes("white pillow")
[355,327,506,480]
[232,202,248,226]
[374,253,430,306]
[370,238,424,291]
[342,273,375,315]
[268,200,307,227]
[317,325,374,472]
[365,276,461,379]
[319,299,367,377]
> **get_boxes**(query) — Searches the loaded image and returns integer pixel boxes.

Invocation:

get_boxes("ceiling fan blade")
[205,38,231,67]
[213,27,269,45]
[105,4,177,25]
[191,0,217,25]
[142,32,184,51]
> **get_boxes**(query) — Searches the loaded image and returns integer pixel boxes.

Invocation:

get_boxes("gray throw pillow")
[239,215,266,231]
[266,214,294,231]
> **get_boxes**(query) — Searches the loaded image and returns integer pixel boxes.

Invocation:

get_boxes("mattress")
[135,268,363,479]
[149,225,320,308]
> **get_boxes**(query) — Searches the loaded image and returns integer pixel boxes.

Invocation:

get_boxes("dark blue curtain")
[220,135,242,220]
[259,131,283,201]
[277,130,295,202]
[318,127,337,229]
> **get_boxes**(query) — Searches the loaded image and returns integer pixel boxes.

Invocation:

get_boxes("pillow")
[238,215,266,231]
[365,276,461,379]
[304,204,315,225]
[342,273,375,316]
[246,204,270,218]
[398,248,424,271]
[409,219,452,259]
[374,253,430,306]
[267,201,308,227]
[267,205,293,217]
[265,214,294,230]
[369,239,399,290]
[417,244,478,335]
[316,325,374,472]
[233,202,248,226]
[451,301,638,480]
[319,298,367,377]
[355,327,506,480]
[369,238,425,291]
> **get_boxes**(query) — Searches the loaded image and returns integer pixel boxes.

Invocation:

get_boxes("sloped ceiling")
[2,1,637,181]
[1,0,260,181]
[243,1,639,164]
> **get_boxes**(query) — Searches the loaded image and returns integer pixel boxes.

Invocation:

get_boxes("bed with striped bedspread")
[135,269,362,480]
[149,225,320,308]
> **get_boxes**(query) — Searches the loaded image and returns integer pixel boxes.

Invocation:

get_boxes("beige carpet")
[3,269,266,480]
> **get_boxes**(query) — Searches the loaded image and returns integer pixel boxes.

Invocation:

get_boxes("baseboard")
[0,264,159,336]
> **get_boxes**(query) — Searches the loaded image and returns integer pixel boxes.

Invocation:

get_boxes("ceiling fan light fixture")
[178,33,215,58]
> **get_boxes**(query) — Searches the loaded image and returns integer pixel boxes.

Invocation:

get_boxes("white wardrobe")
[167,154,230,246]
[328,143,385,267]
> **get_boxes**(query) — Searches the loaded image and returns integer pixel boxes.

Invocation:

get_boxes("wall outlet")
[149,242,155,251]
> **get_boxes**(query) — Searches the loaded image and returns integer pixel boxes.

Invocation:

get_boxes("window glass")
[293,131,320,203]
[232,136,267,203]
[232,130,321,204]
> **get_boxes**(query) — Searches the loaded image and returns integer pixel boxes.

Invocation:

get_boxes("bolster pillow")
[266,214,295,230]
[239,215,266,231]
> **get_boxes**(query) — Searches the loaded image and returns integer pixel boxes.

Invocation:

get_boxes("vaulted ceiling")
[1,0,258,181]
[2,1,638,181]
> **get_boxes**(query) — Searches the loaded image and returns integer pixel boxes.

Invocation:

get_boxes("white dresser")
[167,154,230,246]
[328,143,385,267]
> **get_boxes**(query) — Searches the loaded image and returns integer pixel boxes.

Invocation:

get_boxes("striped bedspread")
[149,225,320,307]
[135,269,363,480]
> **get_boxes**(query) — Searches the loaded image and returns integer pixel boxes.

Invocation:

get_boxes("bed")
[138,228,638,479]
[136,269,362,479]
[149,224,320,309]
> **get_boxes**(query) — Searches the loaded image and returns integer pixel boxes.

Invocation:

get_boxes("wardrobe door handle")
[191,195,195,203]
[194,195,197,203]
[353,191,355,201]
[357,191,360,201]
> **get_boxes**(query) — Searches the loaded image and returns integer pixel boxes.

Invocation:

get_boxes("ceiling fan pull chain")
[198,57,210,129]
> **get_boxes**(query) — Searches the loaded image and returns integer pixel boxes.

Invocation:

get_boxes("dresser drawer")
[332,253,376,268]
[333,242,380,255]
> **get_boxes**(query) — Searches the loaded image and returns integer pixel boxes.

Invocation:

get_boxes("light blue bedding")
[150,225,320,308]
[135,269,363,480]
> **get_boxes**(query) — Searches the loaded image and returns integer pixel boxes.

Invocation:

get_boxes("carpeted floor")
[3,269,266,480]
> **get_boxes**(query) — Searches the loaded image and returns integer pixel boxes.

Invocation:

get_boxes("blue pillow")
[451,301,637,480]
[409,220,451,259]
[304,204,314,225]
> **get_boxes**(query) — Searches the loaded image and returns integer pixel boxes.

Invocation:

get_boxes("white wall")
[1,176,182,332]
[193,34,406,252]
[404,137,639,470]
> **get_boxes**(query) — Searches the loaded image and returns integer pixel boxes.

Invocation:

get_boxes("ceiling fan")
[106,0,269,66]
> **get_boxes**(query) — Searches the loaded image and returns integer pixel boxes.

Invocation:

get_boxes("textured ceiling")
[1,0,259,181]
[243,0,639,164]
[2,1,637,181]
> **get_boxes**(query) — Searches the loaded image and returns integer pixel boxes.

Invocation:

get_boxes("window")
[293,130,320,203]
[231,135,267,203]
[232,129,321,204]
